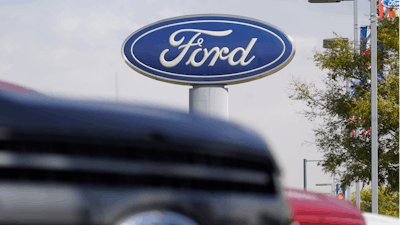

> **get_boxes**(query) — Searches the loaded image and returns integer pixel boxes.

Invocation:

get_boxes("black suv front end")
[0,91,290,225]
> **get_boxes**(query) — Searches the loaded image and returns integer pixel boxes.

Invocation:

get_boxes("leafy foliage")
[288,14,399,193]
[351,185,399,218]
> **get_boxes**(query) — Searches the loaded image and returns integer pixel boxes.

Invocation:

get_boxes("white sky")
[0,0,373,194]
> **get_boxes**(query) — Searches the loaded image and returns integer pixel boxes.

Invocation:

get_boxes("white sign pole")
[189,85,228,120]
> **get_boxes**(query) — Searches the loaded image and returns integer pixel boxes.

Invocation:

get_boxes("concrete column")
[189,85,228,120]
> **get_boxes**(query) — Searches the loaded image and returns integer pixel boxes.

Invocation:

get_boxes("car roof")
[0,90,275,160]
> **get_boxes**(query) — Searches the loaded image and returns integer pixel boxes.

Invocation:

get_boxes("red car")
[286,188,366,225]
[0,80,37,93]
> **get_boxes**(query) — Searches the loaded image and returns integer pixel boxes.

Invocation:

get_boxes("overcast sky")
[0,0,373,194]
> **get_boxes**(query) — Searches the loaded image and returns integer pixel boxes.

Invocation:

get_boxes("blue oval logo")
[381,0,399,8]
[122,14,295,85]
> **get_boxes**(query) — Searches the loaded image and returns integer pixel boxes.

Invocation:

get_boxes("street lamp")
[316,183,335,196]
[308,0,347,2]
[309,0,358,50]
[303,159,322,190]
[323,38,349,48]
[308,0,361,207]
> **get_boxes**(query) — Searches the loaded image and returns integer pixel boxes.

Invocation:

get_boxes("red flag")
[380,1,384,18]
[389,8,394,18]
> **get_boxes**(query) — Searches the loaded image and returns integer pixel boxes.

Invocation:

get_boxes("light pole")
[308,0,361,209]
[308,0,358,52]
[303,159,322,190]
[316,183,335,196]
[370,0,378,214]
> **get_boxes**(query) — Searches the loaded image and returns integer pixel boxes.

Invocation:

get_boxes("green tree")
[288,12,399,192]
[351,185,399,218]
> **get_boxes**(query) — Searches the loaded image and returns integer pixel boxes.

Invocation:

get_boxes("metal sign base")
[189,85,228,120]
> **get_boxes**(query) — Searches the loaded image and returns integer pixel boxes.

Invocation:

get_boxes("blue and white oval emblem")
[381,0,399,8]
[122,14,295,85]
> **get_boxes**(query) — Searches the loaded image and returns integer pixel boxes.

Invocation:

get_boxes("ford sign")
[122,14,295,85]
[381,0,399,8]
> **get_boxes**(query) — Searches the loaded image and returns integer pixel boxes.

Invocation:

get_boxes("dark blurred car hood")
[0,90,278,169]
